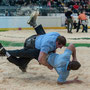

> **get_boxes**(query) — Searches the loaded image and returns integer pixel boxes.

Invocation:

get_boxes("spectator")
[65,8,73,33]
[16,0,24,5]
[47,0,51,7]
[5,10,11,16]
[76,19,81,32]
[73,20,77,29]
[73,3,79,13]
[78,10,88,33]
[0,0,2,5]
[67,0,75,8]
[85,5,90,16]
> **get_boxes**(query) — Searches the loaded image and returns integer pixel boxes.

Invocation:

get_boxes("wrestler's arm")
[57,77,82,85]
[67,43,77,61]
[38,51,53,70]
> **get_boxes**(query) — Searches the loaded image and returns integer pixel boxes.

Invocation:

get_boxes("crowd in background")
[0,0,89,7]
[0,0,90,16]
[0,1,89,16]
[0,0,90,10]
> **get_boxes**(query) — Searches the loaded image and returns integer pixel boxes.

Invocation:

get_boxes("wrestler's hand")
[39,62,53,70]
[47,65,53,70]
[73,76,83,84]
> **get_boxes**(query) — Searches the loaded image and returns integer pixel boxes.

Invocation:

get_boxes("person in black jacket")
[65,8,73,33]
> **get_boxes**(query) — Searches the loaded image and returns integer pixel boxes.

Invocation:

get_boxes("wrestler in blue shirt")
[35,32,60,54]
[48,48,71,83]
[47,44,81,84]
[35,32,66,69]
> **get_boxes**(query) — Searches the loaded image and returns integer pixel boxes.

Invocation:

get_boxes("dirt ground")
[0,29,90,90]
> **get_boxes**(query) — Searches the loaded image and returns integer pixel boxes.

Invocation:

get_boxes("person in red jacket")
[73,3,79,13]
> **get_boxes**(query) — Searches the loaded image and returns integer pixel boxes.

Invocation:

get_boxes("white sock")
[33,24,37,28]
[6,52,11,58]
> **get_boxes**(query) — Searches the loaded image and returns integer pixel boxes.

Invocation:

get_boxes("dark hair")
[68,61,81,70]
[81,10,85,13]
[56,36,66,46]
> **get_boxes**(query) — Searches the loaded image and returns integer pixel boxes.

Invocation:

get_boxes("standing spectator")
[76,19,81,32]
[78,10,88,33]
[65,8,73,33]
[73,20,77,29]
[76,12,81,32]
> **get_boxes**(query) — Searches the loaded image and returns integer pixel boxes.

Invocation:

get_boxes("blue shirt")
[48,48,72,83]
[35,32,60,54]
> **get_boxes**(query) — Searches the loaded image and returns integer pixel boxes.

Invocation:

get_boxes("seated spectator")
[16,0,24,6]
[0,0,2,5]
[47,0,51,7]
[85,6,90,16]
[67,0,75,8]
[73,3,79,13]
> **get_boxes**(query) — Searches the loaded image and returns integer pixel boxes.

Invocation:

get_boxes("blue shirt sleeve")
[57,70,69,83]
[41,45,51,54]
[55,67,70,83]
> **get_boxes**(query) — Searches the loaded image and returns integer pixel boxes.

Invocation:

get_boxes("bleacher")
[0,5,64,16]
[0,0,89,16]
[0,6,20,16]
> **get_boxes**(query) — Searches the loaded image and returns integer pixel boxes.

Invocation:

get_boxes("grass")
[0,40,90,47]
[66,43,90,47]
[69,38,90,40]
[0,40,24,47]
